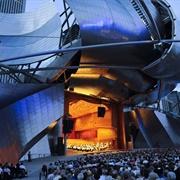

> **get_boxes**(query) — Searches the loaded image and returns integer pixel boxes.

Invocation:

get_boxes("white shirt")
[47,173,55,180]
[3,167,11,175]
[20,164,26,170]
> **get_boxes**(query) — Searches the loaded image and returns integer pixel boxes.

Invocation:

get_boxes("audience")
[1,148,180,179]
[39,148,180,180]
[167,171,176,180]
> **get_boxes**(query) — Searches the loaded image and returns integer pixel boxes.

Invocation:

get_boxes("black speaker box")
[97,106,105,117]
[57,137,63,145]
[63,119,75,134]
[57,137,64,155]
[57,144,64,155]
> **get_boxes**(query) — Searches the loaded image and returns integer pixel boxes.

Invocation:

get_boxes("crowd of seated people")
[0,162,28,179]
[41,148,180,180]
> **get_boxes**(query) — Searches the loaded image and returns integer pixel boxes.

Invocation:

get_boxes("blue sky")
[26,0,63,12]
[26,0,46,12]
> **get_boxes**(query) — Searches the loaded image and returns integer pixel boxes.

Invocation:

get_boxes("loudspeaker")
[57,144,64,155]
[57,137,63,145]
[97,106,105,117]
[63,119,75,134]
[57,137,64,155]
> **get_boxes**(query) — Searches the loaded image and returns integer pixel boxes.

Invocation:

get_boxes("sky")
[26,0,46,12]
[26,0,63,12]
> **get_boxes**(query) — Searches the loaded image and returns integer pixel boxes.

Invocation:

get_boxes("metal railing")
[133,91,180,119]
[20,153,51,162]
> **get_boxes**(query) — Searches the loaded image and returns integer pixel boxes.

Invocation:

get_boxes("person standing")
[28,151,32,162]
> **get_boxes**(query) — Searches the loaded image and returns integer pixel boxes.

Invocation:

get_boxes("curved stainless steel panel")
[0,0,179,164]
[67,0,177,105]
[0,83,51,109]
[141,0,180,83]
[140,0,166,39]
[66,0,165,66]
[0,84,64,164]
[106,68,156,93]
[142,22,180,83]
[0,1,61,65]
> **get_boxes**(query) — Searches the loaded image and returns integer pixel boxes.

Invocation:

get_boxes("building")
[161,91,180,117]
[0,0,180,164]
[0,0,26,14]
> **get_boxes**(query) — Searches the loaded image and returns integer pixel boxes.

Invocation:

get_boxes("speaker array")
[63,119,75,134]
[57,137,64,155]
[97,106,106,117]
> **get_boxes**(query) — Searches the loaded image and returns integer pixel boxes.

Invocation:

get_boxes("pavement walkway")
[14,149,117,180]
[14,151,85,180]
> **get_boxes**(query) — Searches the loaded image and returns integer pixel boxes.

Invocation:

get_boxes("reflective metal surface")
[0,0,180,163]
[0,1,61,65]
[0,84,64,164]
[66,0,179,105]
